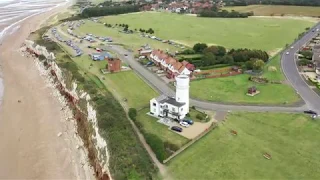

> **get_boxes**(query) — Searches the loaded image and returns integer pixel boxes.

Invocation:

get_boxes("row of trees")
[81,5,140,18]
[180,43,269,70]
[223,0,320,6]
[198,9,254,18]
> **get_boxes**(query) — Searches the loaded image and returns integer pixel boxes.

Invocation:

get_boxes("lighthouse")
[175,74,190,115]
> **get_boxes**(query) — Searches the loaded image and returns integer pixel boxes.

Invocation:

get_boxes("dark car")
[304,110,317,115]
[183,119,194,125]
[124,54,128,56]
[171,126,183,132]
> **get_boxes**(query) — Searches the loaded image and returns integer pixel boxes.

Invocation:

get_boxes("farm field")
[136,108,189,148]
[223,5,320,17]
[100,12,314,53]
[190,74,299,105]
[78,20,180,52]
[168,112,320,180]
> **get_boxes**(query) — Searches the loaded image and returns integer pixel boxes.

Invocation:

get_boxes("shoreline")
[0,1,94,179]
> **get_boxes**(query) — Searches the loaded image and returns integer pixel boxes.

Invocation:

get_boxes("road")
[108,46,307,113]
[57,23,320,113]
[281,23,320,113]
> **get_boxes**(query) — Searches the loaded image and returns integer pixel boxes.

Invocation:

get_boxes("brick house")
[108,58,121,73]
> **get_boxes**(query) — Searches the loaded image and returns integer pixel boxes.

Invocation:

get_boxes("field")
[73,55,158,109]
[78,20,180,52]
[99,12,314,53]
[190,53,300,105]
[223,5,320,17]
[136,108,189,148]
[190,74,299,105]
[168,112,320,179]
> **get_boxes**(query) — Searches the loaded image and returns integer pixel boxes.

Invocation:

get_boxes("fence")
[163,122,218,164]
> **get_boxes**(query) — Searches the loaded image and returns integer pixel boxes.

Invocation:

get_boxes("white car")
[290,46,294,49]
[286,52,289,55]
[180,121,190,128]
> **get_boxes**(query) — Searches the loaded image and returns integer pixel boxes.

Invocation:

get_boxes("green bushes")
[144,133,167,162]
[128,108,137,120]
[196,113,206,120]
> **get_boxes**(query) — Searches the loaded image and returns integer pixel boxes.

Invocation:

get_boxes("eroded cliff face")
[22,40,112,180]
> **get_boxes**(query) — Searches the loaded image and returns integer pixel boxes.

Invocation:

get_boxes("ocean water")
[0,0,69,106]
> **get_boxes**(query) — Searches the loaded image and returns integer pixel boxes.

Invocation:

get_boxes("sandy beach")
[0,0,94,179]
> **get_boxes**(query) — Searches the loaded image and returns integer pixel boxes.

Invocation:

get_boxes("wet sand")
[0,2,94,179]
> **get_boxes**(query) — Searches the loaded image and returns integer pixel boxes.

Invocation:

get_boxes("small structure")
[263,153,272,160]
[246,86,260,97]
[139,49,153,56]
[90,52,112,61]
[108,58,121,73]
[150,75,190,120]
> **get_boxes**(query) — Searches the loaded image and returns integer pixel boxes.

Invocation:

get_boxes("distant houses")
[313,44,320,81]
[149,49,195,79]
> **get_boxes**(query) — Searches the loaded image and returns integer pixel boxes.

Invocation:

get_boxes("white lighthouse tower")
[175,75,190,115]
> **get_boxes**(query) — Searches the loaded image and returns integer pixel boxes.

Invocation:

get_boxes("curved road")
[282,22,320,113]
[58,22,320,113]
[108,23,320,113]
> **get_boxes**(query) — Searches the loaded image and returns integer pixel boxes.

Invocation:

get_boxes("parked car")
[180,121,190,128]
[304,110,317,115]
[124,54,128,56]
[290,46,294,49]
[286,52,289,55]
[171,126,183,132]
[183,118,194,125]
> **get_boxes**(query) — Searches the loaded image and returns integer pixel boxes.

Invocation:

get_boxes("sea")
[0,0,69,106]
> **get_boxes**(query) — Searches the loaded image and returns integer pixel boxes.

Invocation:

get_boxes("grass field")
[73,55,158,109]
[78,20,180,52]
[168,112,320,179]
[99,12,314,53]
[136,108,189,148]
[190,74,299,105]
[223,5,320,17]
[190,53,298,104]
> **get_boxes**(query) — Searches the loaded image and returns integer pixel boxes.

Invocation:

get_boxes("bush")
[128,108,137,121]
[196,113,206,120]
[144,133,167,162]
[191,106,196,110]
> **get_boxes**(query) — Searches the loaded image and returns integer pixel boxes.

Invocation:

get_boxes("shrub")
[196,113,206,120]
[144,133,167,162]
[128,108,137,121]
[191,106,196,110]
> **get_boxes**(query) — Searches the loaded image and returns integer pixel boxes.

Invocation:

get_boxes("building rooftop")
[155,95,186,107]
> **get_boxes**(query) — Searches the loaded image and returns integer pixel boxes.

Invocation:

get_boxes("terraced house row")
[149,49,195,79]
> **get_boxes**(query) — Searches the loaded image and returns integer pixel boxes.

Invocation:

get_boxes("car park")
[171,126,183,132]
[180,121,190,128]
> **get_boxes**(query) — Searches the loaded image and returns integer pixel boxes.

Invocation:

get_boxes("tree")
[300,50,313,59]
[193,43,208,53]
[202,52,216,66]
[221,55,234,64]
[253,59,265,70]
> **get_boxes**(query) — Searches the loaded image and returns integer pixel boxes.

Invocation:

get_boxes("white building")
[150,75,190,120]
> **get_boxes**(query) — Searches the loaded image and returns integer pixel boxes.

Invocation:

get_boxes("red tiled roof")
[181,60,189,66]
[186,63,195,71]
[173,61,183,71]
[178,65,187,73]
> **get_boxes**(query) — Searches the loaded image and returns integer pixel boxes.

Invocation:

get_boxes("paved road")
[108,46,307,113]
[281,23,320,114]
[57,22,320,113]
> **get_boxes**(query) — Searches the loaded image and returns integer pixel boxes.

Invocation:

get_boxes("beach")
[0,0,94,179]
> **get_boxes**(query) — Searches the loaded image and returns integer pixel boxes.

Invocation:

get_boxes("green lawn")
[263,54,285,81]
[72,55,158,109]
[190,74,299,105]
[168,112,320,180]
[223,5,320,17]
[136,108,189,148]
[104,71,158,109]
[78,20,180,52]
[99,12,314,52]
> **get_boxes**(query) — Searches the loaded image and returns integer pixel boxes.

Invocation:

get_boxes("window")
[172,107,175,112]
[160,111,163,114]
[153,108,156,112]
[160,105,163,108]
[153,103,156,106]
[181,108,183,111]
